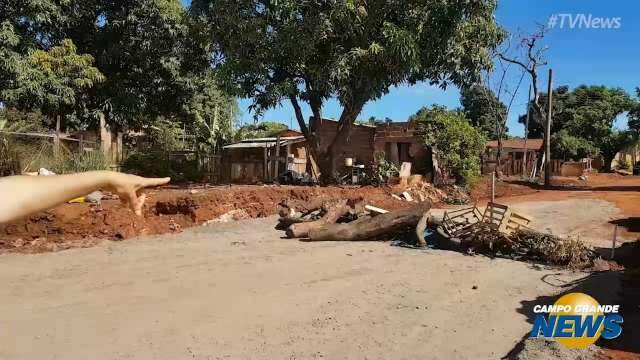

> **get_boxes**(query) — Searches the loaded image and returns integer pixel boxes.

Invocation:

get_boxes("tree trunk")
[286,200,351,238]
[307,203,431,242]
[325,102,365,178]
[603,156,614,173]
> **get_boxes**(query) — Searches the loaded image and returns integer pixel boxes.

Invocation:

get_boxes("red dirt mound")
[0,185,420,254]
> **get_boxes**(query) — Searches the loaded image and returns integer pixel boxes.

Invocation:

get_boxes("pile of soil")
[0,184,430,254]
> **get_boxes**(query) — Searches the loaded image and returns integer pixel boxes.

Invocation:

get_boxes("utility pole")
[544,69,553,187]
[522,85,531,178]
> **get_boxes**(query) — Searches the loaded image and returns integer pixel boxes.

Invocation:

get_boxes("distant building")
[310,117,432,175]
[221,118,434,183]
[221,130,308,183]
[483,138,543,176]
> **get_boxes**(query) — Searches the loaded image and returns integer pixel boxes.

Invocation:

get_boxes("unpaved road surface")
[503,198,630,248]
[0,216,591,360]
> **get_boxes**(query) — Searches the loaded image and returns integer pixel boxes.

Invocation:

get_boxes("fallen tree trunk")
[286,200,351,238]
[307,203,431,242]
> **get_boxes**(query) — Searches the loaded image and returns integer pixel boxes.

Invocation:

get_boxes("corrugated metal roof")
[223,136,306,149]
[238,136,305,142]
[224,142,276,149]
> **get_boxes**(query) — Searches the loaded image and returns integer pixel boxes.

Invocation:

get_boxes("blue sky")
[183,1,640,136]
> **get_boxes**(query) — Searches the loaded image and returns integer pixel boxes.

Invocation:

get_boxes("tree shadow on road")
[505,179,640,193]
[610,217,640,233]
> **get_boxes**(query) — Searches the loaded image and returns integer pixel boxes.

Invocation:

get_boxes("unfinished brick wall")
[374,122,431,174]
[310,118,376,171]
[310,118,432,177]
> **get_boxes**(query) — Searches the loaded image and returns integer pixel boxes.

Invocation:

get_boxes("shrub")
[51,150,110,174]
[616,157,631,171]
[122,152,203,183]
[411,105,486,187]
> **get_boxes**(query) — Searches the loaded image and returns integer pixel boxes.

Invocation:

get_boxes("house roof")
[223,136,306,149]
[486,139,543,150]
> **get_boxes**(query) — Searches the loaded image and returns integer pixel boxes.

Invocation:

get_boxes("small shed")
[483,139,543,176]
[222,132,309,183]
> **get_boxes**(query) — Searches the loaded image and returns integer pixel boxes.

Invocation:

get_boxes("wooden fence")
[483,155,566,177]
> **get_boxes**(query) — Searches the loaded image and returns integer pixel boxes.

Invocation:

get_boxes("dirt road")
[0,216,590,360]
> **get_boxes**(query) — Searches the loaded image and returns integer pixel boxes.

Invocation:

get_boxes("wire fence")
[0,132,102,176]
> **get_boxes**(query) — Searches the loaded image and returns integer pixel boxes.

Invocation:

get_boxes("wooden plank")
[263,146,268,181]
[273,135,281,179]
[365,205,389,214]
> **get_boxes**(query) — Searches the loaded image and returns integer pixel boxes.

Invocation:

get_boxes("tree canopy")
[460,84,507,140]
[519,85,637,170]
[2,39,104,118]
[192,0,504,176]
[520,85,634,140]
[410,105,486,186]
[0,0,238,146]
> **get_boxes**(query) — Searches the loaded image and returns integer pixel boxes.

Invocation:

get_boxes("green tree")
[410,105,486,186]
[460,84,507,140]
[62,0,198,129]
[551,130,599,161]
[192,0,504,178]
[182,72,239,152]
[600,130,637,172]
[519,85,636,171]
[520,85,634,140]
[1,0,75,96]
[234,121,289,141]
[2,39,104,125]
[517,86,571,138]
[628,88,640,132]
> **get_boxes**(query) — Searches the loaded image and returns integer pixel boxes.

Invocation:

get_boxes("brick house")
[221,118,433,183]
[310,117,432,176]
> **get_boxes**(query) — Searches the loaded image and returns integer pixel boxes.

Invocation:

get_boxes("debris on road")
[464,223,596,268]
[279,198,431,243]
[364,205,389,215]
[306,203,431,242]
[203,209,251,225]
[285,199,354,238]
[433,202,595,268]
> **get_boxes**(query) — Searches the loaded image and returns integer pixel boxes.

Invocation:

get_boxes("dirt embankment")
[0,185,422,254]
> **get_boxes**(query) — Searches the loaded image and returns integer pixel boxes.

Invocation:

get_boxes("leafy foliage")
[628,88,640,132]
[122,152,202,182]
[183,72,239,151]
[233,122,289,141]
[373,152,399,184]
[2,39,104,117]
[65,0,192,126]
[551,129,599,161]
[616,157,631,171]
[599,130,637,171]
[411,105,486,186]
[193,0,504,175]
[520,85,634,140]
[49,150,110,174]
[460,84,507,139]
[519,85,637,170]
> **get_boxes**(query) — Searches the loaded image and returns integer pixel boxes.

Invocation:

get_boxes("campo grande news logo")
[530,292,623,348]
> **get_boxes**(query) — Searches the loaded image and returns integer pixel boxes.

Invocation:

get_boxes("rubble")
[203,209,251,225]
